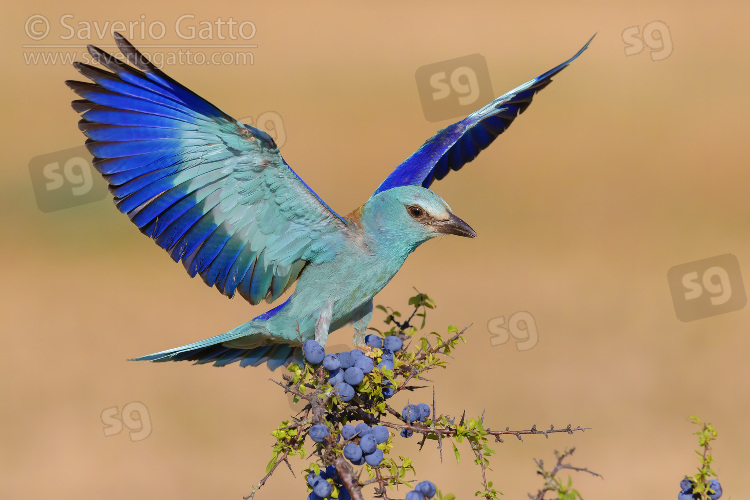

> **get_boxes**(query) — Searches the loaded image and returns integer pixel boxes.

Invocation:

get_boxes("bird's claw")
[314,298,334,346]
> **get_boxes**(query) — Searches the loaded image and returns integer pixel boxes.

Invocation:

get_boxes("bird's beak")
[432,213,477,238]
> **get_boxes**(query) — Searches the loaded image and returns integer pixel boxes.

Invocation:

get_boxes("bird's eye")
[407,205,425,219]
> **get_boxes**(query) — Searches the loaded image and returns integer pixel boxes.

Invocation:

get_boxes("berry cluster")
[341,422,389,466]
[678,477,722,499]
[302,332,404,403]
[300,333,444,497]
[400,403,431,438]
[306,465,351,500]
[302,334,406,469]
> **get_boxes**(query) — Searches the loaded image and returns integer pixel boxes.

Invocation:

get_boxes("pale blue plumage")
[67,33,591,369]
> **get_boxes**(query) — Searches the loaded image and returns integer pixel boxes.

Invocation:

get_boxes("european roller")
[66,33,591,370]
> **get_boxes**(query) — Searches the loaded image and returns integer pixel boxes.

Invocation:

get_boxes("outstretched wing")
[67,33,350,305]
[374,35,594,195]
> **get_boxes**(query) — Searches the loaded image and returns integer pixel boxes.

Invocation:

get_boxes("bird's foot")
[314,298,334,346]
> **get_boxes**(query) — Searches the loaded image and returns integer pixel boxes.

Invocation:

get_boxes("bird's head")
[357,186,476,252]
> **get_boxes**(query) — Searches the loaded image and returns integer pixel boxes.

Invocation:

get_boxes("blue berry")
[328,368,344,385]
[354,356,374,373]
[341,424,356,440]
[337,351,354,369]
[417,403,431,421]
[679,478,693,493]
[382,385,395,398]
[400,429,413,438]
[381,348,394,360]
[303,340,326,364]
[709,479,722,500]
[307,492,324,500]
[383,336,403,351]
[405,490,425,500]
[334,382,355,401]
[677,494,693,500]
[307,472,321,487]
[309,424,329,443]
[344,442,363,462]
[323,354,340,371]
[377,359,394,371]
[415,480,436,498]
[344,367,364,385]
[364,448,384,466]
[354,422,372,436]
[350,348,365,359]
[360,434,378,454]
[372,425,389,443]
[365,334,383,348]
[402,404,420,423]
[324,465,336,478]
[312,479,332,498]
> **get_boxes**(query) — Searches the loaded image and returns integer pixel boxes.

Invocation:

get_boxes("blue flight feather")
[373,35,594,195]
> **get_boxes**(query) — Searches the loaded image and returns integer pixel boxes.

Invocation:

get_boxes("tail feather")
[132,298,302,370]
[132,335,302,370]
[265,345,294,371]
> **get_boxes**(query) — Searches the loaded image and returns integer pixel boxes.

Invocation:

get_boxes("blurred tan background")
[3,1,750,499]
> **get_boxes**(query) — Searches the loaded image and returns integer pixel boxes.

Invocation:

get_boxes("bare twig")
[530,448,601,500]
[243,450,292,500]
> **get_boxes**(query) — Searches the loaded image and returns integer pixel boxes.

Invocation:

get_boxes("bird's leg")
[351,300,374,347]
[314,298,334,347]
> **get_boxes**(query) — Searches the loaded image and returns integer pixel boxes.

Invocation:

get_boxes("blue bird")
[66,33,591,370]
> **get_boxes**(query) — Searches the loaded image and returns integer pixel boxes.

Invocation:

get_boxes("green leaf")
[452,442,461,464]
[266,451,279,473]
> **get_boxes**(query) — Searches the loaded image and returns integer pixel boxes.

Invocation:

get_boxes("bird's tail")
[131,299,303,370]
